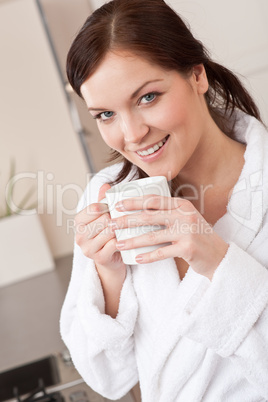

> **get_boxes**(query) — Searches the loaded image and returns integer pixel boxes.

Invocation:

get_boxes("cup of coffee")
[101,176,171,265]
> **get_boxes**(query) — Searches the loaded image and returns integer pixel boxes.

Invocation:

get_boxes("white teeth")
[137,137,168,156]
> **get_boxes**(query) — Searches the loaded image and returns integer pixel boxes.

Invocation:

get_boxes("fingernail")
[116,201,125,211]
[116,241,125,249]
[135,255,143,263]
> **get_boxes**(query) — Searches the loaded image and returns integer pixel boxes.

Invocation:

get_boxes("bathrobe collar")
[214,111,268,249]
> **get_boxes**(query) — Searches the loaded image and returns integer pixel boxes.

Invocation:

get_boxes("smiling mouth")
[136,135,169,156]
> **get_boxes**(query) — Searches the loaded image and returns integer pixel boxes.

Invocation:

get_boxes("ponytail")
[204,60,262,131]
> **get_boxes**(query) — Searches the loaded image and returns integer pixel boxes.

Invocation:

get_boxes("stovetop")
[0,351,137,402]
[13,379,64,402]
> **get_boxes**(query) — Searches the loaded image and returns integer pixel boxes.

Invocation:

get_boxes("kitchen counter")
[0,255,141,402]
[0,254,73,372]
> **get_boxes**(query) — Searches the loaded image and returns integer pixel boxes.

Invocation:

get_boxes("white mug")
[101,176,171,265]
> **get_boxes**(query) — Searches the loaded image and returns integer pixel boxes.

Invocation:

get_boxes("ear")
[192,64,209,94]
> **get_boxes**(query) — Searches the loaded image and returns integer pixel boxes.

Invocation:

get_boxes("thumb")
[98,183,111,202]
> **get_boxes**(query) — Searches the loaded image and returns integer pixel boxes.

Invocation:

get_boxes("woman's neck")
[171,121,246,219]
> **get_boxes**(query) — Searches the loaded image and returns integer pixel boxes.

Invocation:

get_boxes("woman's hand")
[75,183,125,272]
[110,194,229,279]
[75,183,126,318]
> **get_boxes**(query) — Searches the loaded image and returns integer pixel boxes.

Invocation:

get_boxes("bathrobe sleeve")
[180,242,268,398]
[60,169,139,399]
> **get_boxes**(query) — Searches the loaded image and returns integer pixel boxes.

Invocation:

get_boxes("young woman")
[60,0,268,400]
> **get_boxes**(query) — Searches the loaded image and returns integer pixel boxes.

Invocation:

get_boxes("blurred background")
[0,0,267,400]
[1,0,268,259]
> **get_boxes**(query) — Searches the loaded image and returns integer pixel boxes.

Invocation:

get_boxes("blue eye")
[94,111,114,121]
[141,93,156,104]
[101,111,114,120]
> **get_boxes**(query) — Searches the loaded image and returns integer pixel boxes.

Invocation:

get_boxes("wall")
[170,0,268,124]
[36,0,112,174]
[0,0,89,258]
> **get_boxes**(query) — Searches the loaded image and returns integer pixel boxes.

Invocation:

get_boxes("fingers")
[97,238,121,265]
[83,226,117,256]
[76,213,120,264]
[76,213,111,240]
[136,244,181,264]
[115,194,191,212]
[116,228,171,250]
[98,183,111,202]
[75,181,112,230]
[75,184,113,258]
[75,182,111,232]
[110,207,199,231]
[75,202,109,227]
[75,183,126,269]
[110,211,167,230]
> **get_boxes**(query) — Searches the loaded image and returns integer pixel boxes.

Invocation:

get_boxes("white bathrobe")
[60,111,268,401]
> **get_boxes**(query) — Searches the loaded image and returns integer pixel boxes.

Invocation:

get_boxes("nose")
[120,113,149,144]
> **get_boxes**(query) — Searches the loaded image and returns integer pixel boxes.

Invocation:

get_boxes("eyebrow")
[87,79,163,112]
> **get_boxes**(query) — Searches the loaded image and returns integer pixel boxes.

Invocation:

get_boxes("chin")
[129,155,180,181]
[143,168,179,181]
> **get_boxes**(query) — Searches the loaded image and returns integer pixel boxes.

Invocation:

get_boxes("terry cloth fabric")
[60,111,268,401]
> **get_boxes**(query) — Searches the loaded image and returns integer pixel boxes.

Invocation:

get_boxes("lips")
[136,135,169,156]
[134,134,170,162]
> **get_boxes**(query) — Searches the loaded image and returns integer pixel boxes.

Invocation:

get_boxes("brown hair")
[66,0,262,186]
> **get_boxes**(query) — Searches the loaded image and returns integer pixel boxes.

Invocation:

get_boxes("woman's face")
[81,51,209,180]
